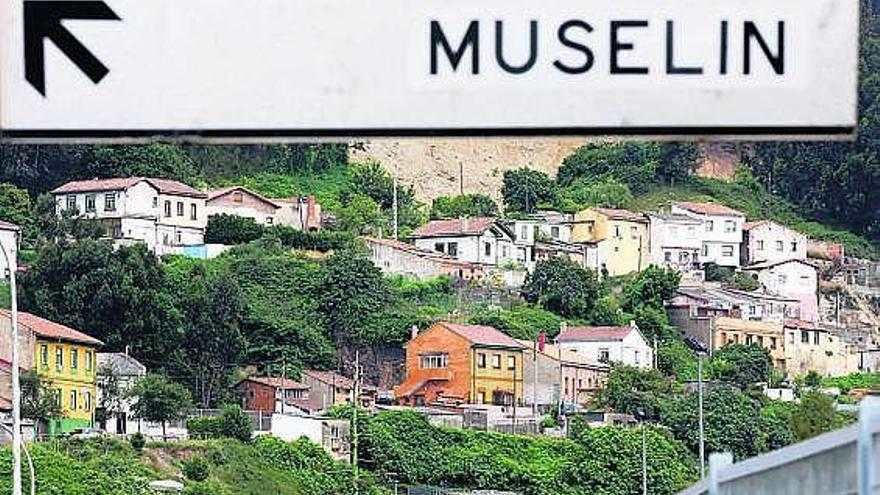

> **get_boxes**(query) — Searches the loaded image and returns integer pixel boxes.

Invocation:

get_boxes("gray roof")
[645,212,703,224]
[97,353,147,376]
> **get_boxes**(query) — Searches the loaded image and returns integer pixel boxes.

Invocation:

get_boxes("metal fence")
[188,409,272,432]
[678,396,880,495]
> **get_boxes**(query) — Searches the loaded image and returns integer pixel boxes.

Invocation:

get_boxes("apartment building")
[671,202,745,267]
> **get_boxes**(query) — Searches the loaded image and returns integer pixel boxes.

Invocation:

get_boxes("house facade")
[645,213,703,279]
[410,218,517,267]
[394,322,525,407]
[714,316,786,369]
[272,197,322,231]
[0,310,103,436]
[234,376,310,413]
[51,177,207,251]
[300,369,376,411]
[570,208,649,277]
[784,320,863,377]
[742,221,808,266]
[556,323,653,369]
[516,340,609,408]
[671,202,745,268]
[96,352,146,435]
[744,259,819,323]
[206,187,282,226]
[364,237,483,281]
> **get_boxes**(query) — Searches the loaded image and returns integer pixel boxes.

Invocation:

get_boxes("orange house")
[394,322,525,407]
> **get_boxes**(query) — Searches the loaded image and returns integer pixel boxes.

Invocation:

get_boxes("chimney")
[124,345,130,357]
[630,320,637,329]
[462,217,469,233]
[558,321,568,342]
[411,325,419,339]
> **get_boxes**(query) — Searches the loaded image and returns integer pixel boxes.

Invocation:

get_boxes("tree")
[0,183,31,232]
[82,144,199,183]
[661,386,764,461]
[657,143,700,185]
[620,266,681,314]
[20,370,61,432]
[205,214,264,245]
[555,177,634,212]
[430,194,499,219]
[501,168,556,214]
[128,374,192,437]
[336,194,382,234]
[95,365,125,426]
[598,365,678,421]
[790,391,836,441]
[557,143,660,193]
[712,344,773,388]
[521,257,602,320]
[316,251,391,344]
[219,404,253,442]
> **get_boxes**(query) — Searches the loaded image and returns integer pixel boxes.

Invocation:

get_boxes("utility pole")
[511,356,517,434]
[280,356,287,415]
[392,163,399,240]
[698,353,706,479]
[532,343,538,418]
[1,231,23,495]
[352,350,360,495]
[642,424,648,495]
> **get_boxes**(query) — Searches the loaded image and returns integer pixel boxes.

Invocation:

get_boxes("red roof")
[410,218,497,238]
[439,322,525,349]
[207,186,280,208]
[784,319,816,330]
[674,202,744,217]
[594,208,647,223]
[302,369,354,389]
[557,326,634,342]
[51,177,205,198]
[241,376,309,390]
[364,237,475,267]
[0,310,103,346]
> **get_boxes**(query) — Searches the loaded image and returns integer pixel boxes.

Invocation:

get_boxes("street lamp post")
[698,352,706,479]
[0,231,22,495]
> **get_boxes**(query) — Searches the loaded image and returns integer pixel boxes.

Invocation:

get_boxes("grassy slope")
[210,166,353,213]
[629,178,878,259]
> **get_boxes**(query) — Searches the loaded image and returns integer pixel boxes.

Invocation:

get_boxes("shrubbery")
[183,456,211,481]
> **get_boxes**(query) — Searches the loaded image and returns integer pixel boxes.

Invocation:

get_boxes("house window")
[484,242,491,257]
[791,241,798,252]
[190,204,197,220]
[630,226,638,239]
[491,354,501,369]
[266,217,273,225]
[507,356,515,370]
[84,391,91,411]
[477,353,486,368]
[162,233,170,245]
[704,220,714,232]
[520,225,528,240]
[39,345,48,366]
[70,390,78,410]
[420,353,448,369]
[801,331,809,343]
[664,252,672,263]
[176,232,182,244]
[770,337,777,349]
[702,244,709,257]
[85,351,92,372]
[614,226,622,238]
[434,243,445,253]
[551,226,560,238]
[152,197,158,208]
[757,240,764,250]
[722,245,734,257]
[789,332,795,344]
[775,240,784,252]
[564,377,569,395]
[104,194,116,212]
[724,220,736,233]
[686,226,696,238]
[176,201,184,216]
[679,251,690,264]
[478,391,486,404]
[85,195,96,213]
[447,242,458,257]
[598,348,610,362]
[70,348,78,370]
[669,226,679,237]
[778,274,788,285]
[749,305,757,315]
[814,331,820,345]
[233,191,243,203]
[66,195,76,211]
[55,347,63,371]
[164,200,172,217]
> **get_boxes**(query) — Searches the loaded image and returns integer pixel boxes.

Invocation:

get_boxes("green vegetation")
[430,193,499,219]
[821,372,880,393]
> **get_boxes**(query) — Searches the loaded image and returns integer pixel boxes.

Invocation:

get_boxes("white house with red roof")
[671,202,745,268]
[409,217,516,268]
[556,322,653,369]
[206,187,321,230]
[51,177,207,251]
[741,220,808,266]
[743,259,820,322]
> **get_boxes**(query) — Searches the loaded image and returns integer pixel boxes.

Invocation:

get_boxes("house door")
[116,413,126,434]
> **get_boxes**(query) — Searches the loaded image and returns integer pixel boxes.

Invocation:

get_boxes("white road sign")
[0,0,860,141]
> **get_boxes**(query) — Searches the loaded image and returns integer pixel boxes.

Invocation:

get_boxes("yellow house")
[571,208,649,277]
[0,310,103,436]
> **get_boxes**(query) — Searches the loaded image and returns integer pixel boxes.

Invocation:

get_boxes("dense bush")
[205,214,265,245]
[183,456,211,481]
[219,405,253,442]
[130,432,146,451]
[188,417,224,440]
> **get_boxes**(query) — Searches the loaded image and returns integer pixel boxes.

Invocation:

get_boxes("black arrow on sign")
[24,1,121,96]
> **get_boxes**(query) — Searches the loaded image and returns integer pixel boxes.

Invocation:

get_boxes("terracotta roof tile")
[674,201,744,217]
[301,369,373,390]
[0,310,103,346]
[242,376,309,389]
[207,186,280,208]
[440,322,525,349]
[410,218,497,238]
[557,326,634,342]
[51,177,205,198]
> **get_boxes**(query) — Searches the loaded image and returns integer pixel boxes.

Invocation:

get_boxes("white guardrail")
[678,396,880,495]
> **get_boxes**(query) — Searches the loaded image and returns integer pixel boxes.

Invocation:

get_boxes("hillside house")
[364,237,483,281]
[0,310,103,436]
[206,188,322,230]
[783,320,865,377]
[394,322,525,407]
[51,177,207,252]
[234,376,311,413]
[556,323,653,369]
[671,202,745,268]
[645,212,703,279]
[742,221,808,266]
[743,259,820,323]
[410,218,517,268]
[714,316,786,369]
[570,208,649,277]
[96,352,146,435]
[300,370,376,410]
[515,340,609,408]
[510,212,593,271]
